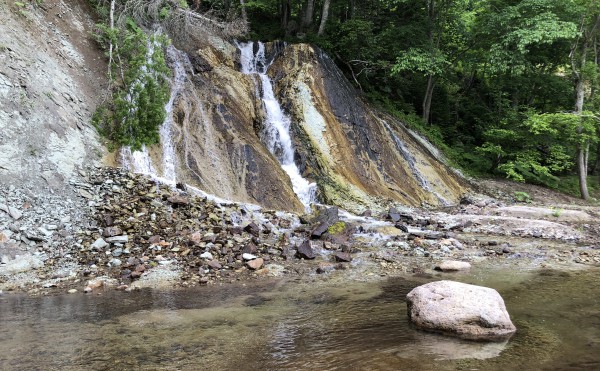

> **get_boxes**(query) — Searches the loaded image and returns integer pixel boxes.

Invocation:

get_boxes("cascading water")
[238,41,317,210]
[121,44,186,183]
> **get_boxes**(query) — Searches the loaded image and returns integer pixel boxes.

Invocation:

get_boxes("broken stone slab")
[103,226,123,237]
[167,195,190,205]
[0,203,23,220]
[105,235,129,244]
[434,261,471,272]
[296,239,316,259]
[243,222,260,237]
[406,280,516,341]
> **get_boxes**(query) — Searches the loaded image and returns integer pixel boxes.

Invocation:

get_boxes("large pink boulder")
[406,280,516,341]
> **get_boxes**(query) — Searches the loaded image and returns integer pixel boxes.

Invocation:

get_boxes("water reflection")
[0,269,599,370]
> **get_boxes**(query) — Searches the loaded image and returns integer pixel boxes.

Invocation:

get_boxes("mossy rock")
[327,221,347,235]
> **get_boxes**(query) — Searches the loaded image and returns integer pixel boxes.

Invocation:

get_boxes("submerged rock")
[434,261,471,272]
[406,280,516,341]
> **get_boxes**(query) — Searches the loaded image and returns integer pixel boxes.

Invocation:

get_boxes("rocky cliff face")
[0,0,465,214]
[133,40,466,214]
[166,38,304,212]
[268,44,466,212]
[0,0,105,191]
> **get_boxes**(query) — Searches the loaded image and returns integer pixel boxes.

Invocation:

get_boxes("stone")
[242,242,258,254]
[112,248,123,257]
[207,260,222,269]
[91,238,108,250]
[200,252,214,260]
[406,280,516,341]
[242,253,257,261]
[8,206,23,220]
[316,262,335,274]
[108,258,122,267]
[244,222,260,237]
[310,207,339,238]
[148,235,162,244]
[334,252,352,262]
[106,235,129,243]
[395,224,409,233]
[296,240,316,259]
[0,233,8,243]
[79,189,94,200]
[68,289,77,294]
[434,261,471,272]
[167,195,189,205]
[86,279,104,290]
[103,226,123,237]
[389,208,401,223]
[246,258,264,270]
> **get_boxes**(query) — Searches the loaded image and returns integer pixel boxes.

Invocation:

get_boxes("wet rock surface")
[406,280,517,341]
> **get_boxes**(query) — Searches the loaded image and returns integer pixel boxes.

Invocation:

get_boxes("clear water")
[1,268,598,370]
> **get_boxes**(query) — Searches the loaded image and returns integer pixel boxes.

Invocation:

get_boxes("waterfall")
[121,44,187,183]
[238,41,317,210]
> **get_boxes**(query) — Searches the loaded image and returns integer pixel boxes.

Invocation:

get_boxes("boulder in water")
[434,260,471,272]
[406,280,516,341]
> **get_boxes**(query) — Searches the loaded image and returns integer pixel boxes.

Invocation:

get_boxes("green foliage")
[551,207,562,217]
[513,191,532,203]
[92,19,170,151]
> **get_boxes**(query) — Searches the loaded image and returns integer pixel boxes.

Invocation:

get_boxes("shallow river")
[1,267,599,370]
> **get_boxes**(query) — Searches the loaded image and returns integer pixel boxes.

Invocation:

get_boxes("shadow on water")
[0,269,599,370]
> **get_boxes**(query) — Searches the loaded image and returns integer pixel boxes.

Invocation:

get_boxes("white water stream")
[238,41,317,211]
[121,44,185,182]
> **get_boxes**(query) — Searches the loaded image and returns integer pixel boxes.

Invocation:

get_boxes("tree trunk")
[302,0,315,30]
[575,73,589,199]
[422,75,436,123]
[578,140,590,200]
[239,0,247,25]
[108,0,115,84]
[596,129,600,183]
[317,0,331,35]
[349,0,356,20]
[280,0,290,31]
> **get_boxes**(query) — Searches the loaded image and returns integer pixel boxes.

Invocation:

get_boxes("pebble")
[91,238,108,250]
[242,253,257,261]
[200,252,214,260]
[246,258,264,270]
[68,289,77,294]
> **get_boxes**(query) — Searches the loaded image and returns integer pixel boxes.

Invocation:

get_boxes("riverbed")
[1,267,598,370]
